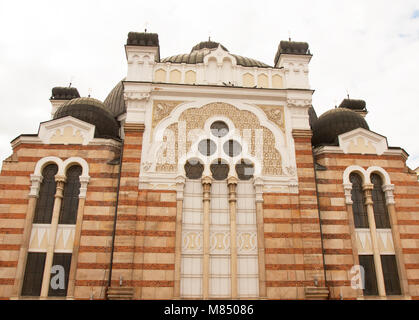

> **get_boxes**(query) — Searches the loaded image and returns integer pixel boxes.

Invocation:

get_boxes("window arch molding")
[366,166,392,186]
[30,156,90,198]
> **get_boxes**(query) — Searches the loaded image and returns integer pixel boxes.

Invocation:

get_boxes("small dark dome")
[54,97,120,139]
[50,87,80,100]
[104,81,126,117]
[274,40,310,65]
[191,41,228,52]
[312,108,369,147]
[338,99,367,111]
[127,32,159,47]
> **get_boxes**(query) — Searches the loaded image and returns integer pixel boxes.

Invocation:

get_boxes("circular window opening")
[210,121,229,138]
[223,140,242,157]
[198,139,216,156]
[235,159,255,180]
[210,159,229,181]
[185,159,204,180]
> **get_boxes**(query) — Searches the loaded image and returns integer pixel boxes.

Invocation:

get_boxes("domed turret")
[312,108,369,147]
[104,80,126,117]
[54,97,120,139]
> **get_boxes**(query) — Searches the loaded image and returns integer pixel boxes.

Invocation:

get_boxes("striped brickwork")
[0,142,120,299]
[108,125,177,299]
[315,152,419,300]
[263,130,327,299]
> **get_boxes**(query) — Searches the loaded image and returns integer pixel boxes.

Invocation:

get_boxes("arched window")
[350,173,368,228]
[59,165,82,224]
[210,159,229,181]
[33,164,58,223]
[371,173,390,229]
[185,160,204,180]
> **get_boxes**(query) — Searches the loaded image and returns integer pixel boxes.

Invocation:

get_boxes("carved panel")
[257,105,285,133]
[154,102,282,175]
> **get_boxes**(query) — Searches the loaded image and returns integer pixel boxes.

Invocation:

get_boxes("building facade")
[0,32,418,300]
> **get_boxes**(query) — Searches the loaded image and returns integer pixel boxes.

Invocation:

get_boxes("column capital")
[362,183,373,191]
[29,174,43,198]
[55,175,67,184]
[79,176,90,199]
[343,183,353,205]
[201,176,212,186]
[227,176,238,203]
[227,176,238,186]
[382,184,395,205]
[202,176,212,201]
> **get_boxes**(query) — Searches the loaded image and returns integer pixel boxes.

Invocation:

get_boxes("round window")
[223,140,242,157]
[210,121,229,138]
[198,139,216,156]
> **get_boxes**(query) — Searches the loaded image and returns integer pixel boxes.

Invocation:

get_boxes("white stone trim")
[29,174,43,198]
[32,156,90,197]
[382,184,395,205]
[253,177,264,203]
[343,183,353,205]
[38,116,96,145]
[366,166,392,186]
[338,128,388,155]
[343,165,369,185]
[176,175,186,200]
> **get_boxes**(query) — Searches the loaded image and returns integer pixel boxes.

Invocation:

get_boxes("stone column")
[202,176,212,299]
[363,183,386,298]
[11,174,43,298]
[227,176,238,299]
[173,176,185,298]
[343,183,363,297]
[383,184,409,297]
[66,176,90,299]
[254,177,266,298]
[40,175,66,298]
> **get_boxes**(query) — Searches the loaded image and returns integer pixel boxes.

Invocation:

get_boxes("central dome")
[162,40,272,68]
[190,40,228,52]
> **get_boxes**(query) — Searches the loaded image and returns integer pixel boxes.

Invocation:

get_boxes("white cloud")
[0,0,418,170]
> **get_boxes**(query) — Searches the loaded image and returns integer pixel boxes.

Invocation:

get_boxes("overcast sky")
[0,0,418,170]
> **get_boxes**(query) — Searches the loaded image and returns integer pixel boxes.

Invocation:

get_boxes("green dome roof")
[104,81,126,117]
[311,108,369,147]
[54,97,120,139]
[161,41,272,68]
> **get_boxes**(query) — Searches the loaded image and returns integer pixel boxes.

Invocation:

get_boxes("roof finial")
[288,30,291,41]
[144,21,149,33]
[88,88,92,98]
[346,89,350,99]
[69,76,74,88]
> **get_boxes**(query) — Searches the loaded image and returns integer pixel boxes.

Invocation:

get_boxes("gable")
[38,116,96,145]
[338,127,388,155]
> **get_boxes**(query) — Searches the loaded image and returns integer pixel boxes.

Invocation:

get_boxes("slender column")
[227,176,238,299]
[343,183,363,297]
[66,176,90,299]
[383,184,409,297]
[40,175,66,298]
[363,183,386,298]
[173,177,185,298]
[201,176,212,299]
[254,177,266,298]
[11,174,43,298]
